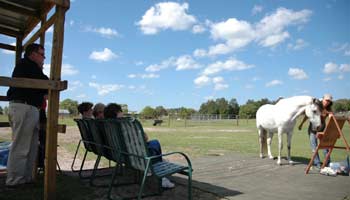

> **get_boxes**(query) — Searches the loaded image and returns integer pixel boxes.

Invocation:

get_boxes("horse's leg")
[277,129,283,165]
[287,132,294,165]
[267,131,274,159]
[258,128,266,158]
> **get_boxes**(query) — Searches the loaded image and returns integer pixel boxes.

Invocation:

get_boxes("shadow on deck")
[0,153,349,200]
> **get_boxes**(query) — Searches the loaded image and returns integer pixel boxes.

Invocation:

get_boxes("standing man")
[6,43,49,187]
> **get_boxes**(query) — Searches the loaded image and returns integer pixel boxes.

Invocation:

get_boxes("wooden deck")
[0,153,349,200]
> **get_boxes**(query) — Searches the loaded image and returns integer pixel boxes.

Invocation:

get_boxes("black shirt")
[7,57,49,107]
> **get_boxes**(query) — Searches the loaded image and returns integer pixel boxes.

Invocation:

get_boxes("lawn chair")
[72,119,100,178]
[305,115,350,174]
[105,117,193,200]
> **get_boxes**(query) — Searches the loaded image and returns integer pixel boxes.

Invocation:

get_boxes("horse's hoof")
[277,160,282,165]
[289,160,294,165]
[268,155,274,159]
[259,154,264,159]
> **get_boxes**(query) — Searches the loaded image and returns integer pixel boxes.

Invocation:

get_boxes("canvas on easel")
[305,115,350,174]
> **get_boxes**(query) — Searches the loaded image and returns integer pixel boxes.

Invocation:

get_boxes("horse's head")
[304,98,322,131]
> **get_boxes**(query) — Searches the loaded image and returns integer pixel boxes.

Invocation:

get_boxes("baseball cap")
[323,94,333,101]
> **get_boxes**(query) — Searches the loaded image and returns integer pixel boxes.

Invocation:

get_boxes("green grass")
[142,118,350,163]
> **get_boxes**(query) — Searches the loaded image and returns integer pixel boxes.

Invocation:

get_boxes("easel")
[305,115,350,174]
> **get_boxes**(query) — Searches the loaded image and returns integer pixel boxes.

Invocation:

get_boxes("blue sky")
[1,0,349,112]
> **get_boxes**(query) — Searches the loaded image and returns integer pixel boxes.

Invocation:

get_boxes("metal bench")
[102,117,193,200]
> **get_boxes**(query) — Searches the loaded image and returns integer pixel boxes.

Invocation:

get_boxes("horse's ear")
[312,98,323,109]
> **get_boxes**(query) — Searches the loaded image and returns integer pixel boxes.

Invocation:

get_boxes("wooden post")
[44,4,66,200]
[15,36,22,65]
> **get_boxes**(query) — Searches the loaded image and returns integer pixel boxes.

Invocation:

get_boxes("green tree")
[333,99,350,112]
[0,106,3,115]
[60,98,79,115]
[155,106,168,117]
[140,106,156,119]
[228,98,240,116]
[216,98,230,115]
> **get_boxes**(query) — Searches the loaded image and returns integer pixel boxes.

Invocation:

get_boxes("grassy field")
[1,115,349,162]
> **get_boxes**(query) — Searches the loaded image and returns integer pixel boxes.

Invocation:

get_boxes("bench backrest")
[98,119,126,164]
[74,119,96,153]
[84,119,114,160]
[118,118,150,171]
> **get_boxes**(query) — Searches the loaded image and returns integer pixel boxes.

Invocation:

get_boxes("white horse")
[256,96,322,165]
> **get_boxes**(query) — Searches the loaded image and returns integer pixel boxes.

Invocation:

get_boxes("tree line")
[1,97,350,119]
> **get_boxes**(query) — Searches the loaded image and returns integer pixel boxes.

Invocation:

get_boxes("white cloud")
[288,67,308,80]
[245,84,254,89]
[62,64,79,75]
[202,57,254,76]
[145,55,201,72]
[128,74,137,78]
[76,94,87,99]
[137,2,196,34]
[259,32,290,47]
[145,57,175,72]
[194,75,211,87]
[89,82,124,96]
[265,80,283,87]
[68,80,83,91]
[323,62,338,74]
[287,38,308,50]
[212,76,228,90]
[208,18,255,55]
[192,24,206,34]
[128,73,159,79]
[175,55,201,70]
[256,7,312,48]
[193,48,207,57]
[201,7,312,57]
[340,64,350,72]
[89,48,118,62]
[323,77,332,82]
[252,5,263,15]
[43,63,78,76]
[85,26,119,38]
[330,42,350,56]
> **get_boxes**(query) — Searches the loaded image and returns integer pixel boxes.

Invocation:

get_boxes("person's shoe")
[161,177,175,188]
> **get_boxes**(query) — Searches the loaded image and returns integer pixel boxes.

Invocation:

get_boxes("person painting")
[104,103,175,188]
[6,43,49,187]
[299,93,333,169]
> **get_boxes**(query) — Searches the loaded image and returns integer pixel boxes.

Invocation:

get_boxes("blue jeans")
[308,122,330,167]
[147,140,162,163]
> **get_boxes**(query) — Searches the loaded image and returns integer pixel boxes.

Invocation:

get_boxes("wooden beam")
[0,1,40,17]
[44,4,67,200]
[0,26,20,38]
[24,13,56,50]
[0,43,15,51]
[0,95,8,101]
[0,76,67,91]
[46,0,70,9]
[0,122,10,127]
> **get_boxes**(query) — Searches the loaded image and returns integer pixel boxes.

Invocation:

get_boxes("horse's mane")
[275,95,313,107]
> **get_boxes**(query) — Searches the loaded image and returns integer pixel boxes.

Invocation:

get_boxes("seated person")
[104,103,175,188]
[93,103,105,119]
[77,102,93,119]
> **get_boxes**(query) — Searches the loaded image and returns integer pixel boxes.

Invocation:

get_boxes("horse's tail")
[258,128,267,156]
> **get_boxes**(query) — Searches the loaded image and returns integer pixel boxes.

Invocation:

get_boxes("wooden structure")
[0,0,70,199]
[305,115,350,174]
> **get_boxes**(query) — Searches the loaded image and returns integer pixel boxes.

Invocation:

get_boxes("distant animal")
[256,96,322,165]
[153,119,163,126]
